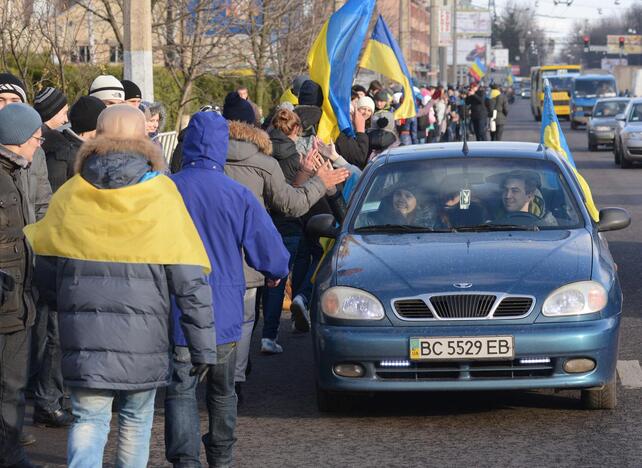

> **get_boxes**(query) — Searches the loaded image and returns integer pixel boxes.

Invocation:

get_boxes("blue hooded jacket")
[171,112,290,346]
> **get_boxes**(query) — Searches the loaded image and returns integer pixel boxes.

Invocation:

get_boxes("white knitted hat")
[89,75,125,101]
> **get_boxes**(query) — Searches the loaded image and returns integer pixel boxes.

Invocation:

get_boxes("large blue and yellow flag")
[307,0,376,142]
[540,79,599,221]
[359,15,416,120]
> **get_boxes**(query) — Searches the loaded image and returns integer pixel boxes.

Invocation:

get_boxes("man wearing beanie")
[0,103,43,468]
[121,79,142,108]
[222,91,256,125]
[0,72,27,106]
[89,74,125,106]
[28,87,75,432]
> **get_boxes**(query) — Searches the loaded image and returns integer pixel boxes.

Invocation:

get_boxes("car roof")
[627,98,642,104]
[382,141,559,164]
[575,74,615,81]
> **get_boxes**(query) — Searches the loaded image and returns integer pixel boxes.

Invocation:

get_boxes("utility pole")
[399,0,410,70]
[124,0,154,101]
[451,0,457,85]
[430,0,440,86]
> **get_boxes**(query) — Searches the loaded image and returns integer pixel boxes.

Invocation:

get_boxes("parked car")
[587,98,630,151]
[520,80,531,99]
[307,141,630,412]
[570,75,618,129]
[613,98,642,168]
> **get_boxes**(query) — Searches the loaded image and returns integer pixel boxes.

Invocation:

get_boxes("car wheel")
[316,384,345,413]
[581,373,617,410]
[614,145,621,164]
[620,151,633,169]
[588,142,597,152]
[571,120,577,130]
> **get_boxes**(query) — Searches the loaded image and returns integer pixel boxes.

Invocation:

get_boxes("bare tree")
[72,0,124,50]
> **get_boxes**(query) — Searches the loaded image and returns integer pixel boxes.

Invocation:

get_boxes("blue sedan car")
[307,142,630,411]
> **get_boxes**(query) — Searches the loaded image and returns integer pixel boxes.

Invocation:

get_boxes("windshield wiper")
[456,223,540,232]
[354,224,455,233]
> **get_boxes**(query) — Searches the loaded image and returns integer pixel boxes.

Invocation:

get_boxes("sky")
[468,0,640,42]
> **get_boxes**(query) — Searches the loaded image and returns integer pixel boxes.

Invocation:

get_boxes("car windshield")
[593,100,628,117]
[548,76,574,92]
[629,103,642,122]
[574,79,617,98]
[351,158,583,232]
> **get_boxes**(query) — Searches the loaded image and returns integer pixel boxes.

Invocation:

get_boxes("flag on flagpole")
[540,79,600,221]
[469,58,487,81]
[359,14,417,120]
[307,0,376,143]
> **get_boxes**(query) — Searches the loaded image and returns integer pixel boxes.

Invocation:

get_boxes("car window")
[574,79,617,98]
[351,158,583,232]
[593,101,628,117]
[629,103,642,122]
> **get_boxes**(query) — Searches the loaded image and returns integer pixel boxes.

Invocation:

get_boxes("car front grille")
[629,148,642,155]
[430,294,496,318]
[375,359,554,381]
[393,294,534,320]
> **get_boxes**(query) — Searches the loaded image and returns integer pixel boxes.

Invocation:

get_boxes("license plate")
[409,336,514,361]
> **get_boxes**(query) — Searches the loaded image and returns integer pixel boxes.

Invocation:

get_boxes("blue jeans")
[67,387,157,468]
[33,303,64,412]
[262,233,301,340]
[165,343,237,468]
[290,235,323,306]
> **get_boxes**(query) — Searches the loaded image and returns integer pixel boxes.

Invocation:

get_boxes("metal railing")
[153,131,179,164]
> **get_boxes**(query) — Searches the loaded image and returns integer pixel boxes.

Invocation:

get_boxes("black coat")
[41,126,82,193]
[335,131,369,170]
[466,90,490,121]
[0,145,35,334]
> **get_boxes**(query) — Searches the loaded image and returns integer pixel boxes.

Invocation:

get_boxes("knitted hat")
[89,75,125,101]
[298,80,323,107]
[356,96,375,114]
[69,96,106,134]
[0,103,42,145]
[34,87,68,123]
[222,92,256,125]
[0,73,27,103]
[121,80,142,101]
[374,91,390,102]
[291,74,310,97]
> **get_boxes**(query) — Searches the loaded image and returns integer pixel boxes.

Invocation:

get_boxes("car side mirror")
[306,214,339,239]
[615,113,626,122]
[597,207,631,232]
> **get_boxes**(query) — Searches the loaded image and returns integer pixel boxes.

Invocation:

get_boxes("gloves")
[189,363,210,383]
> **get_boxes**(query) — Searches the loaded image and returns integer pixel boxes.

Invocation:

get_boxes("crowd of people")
[0,70,511,467]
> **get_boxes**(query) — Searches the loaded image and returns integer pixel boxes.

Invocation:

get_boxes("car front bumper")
[571,111,591,124]
[623,139,642,160]
[589,129,615,144]
[314,316,620,393]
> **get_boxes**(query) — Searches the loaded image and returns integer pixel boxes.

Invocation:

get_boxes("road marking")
[617,360,642,388]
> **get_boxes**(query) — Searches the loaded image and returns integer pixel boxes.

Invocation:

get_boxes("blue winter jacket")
[171,112,290,346]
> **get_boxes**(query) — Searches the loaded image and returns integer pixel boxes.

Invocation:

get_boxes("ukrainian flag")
[359,15,416,120]
[469,58,487,81]
[307,0,376,143]
[540,79,600,221]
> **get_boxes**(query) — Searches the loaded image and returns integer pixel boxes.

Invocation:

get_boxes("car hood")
[589,117,617,127]
[573,97,596,107]
[334,230,592,297]
[623,122,642,132]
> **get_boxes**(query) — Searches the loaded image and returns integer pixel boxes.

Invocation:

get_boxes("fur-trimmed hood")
[75,135,166,189]
[227,120,272,159]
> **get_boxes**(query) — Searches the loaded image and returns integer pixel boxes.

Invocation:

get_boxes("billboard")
[607,35,642,54]
[456,11,492,36]
[439,9,452,47]
[447,38,490,65]
[490,48,509,68]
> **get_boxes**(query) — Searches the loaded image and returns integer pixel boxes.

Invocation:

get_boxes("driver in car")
[500,171,557,226]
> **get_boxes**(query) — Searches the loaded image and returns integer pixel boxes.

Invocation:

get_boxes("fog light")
[563,358,596,373]
[379,360,411,367]
[519,357,551,365]
[333,363,365,378]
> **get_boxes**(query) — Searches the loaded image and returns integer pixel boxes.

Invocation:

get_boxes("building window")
[72,45,91,63]
[110,45,123,63]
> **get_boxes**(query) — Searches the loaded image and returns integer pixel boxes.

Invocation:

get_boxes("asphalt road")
[27,99,642,467]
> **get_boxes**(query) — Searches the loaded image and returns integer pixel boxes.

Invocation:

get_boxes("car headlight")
[321,287,385,320]
[542,281,607,317]
[623,132,642,139]
[594,126,611,132]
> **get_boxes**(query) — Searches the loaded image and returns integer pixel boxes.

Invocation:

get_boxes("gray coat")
[42,136,217,390]
[491,93,509,126]
[224,121,326,287]
[21,147,52,223]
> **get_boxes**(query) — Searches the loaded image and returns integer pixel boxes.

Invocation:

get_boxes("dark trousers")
[0,327,30,465]
[472,118,488,141]
[290,235,323,304]
[30,301,64,412]
[491,125,505,141]
[165,343,238,468]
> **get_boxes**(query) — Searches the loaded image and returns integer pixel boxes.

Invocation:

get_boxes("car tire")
[581,373,617,410]
[571,120,577,130]
[614,145,621,164]
[316,384,345,413]
[588,142,597,152]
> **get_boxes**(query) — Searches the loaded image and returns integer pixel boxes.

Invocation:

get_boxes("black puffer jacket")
[41,136,217,390]
[335,131,369,170]
[41,126,82,193]
[0,145,35,334]
[466,90,489,121]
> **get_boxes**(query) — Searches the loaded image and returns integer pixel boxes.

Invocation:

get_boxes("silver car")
[587,98,629,151]
[614,98,642,168]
